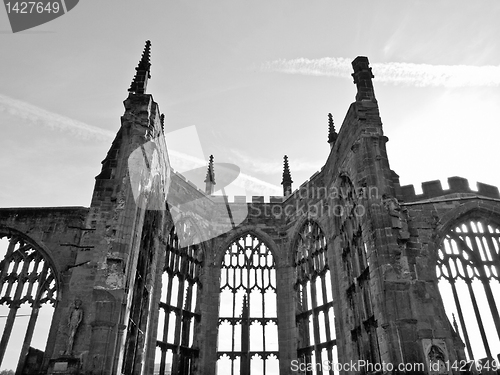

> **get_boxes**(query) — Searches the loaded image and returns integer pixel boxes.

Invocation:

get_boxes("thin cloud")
[169,150,281,196]
[261,58,500,87]
[231,149,320,175]
[232,172,281,196]
[0,94,115,140]
[261,57,352,79]
[0,93,280,196]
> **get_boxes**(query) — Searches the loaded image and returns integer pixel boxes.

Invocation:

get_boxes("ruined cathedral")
[1,41,500,375]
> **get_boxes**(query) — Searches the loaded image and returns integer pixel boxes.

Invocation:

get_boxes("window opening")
[338,176,379,364]
[217,233,279,375]
[155,224,202,375]
[295,220,337,375]
[0,233,57,372]
[437,219,500,360]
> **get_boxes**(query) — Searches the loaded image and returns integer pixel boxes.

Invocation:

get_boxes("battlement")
[400,176,500,203]
[172,170,285,203]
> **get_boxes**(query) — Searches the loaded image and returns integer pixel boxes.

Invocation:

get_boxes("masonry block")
[448,176,470,192]
[422,180,443,197]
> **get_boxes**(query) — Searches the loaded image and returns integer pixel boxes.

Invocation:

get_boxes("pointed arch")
[333,173,380,363]
[216,230,279,375]
[214,226,282,268]
[433,204,500,361]
[293,219,338,373]
[0,227,59,372]
[155,218,204,375]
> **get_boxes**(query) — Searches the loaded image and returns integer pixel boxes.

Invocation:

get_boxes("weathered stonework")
[1,47,498,375]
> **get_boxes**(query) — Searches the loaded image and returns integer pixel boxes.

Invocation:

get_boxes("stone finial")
[281,155,293,196]
[128,40,152,94]
[351,56,375,102]
[327,113,338,148]
[204,155,216,195]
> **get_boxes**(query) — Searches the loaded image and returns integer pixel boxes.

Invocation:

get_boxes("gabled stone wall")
[1,51,499,375]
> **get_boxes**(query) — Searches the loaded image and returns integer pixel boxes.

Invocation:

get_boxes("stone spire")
[128,40,151,94]
[351,56,375,102]
[204,155,216,195]
[327,113,338,148]
[281,155,293,196]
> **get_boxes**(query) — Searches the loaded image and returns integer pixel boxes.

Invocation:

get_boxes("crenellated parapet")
[399,176,500,203]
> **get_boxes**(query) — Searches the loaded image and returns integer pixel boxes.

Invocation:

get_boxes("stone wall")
[0,207,88,371]
[1,52,499,374]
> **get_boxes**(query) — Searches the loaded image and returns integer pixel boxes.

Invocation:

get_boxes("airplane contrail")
[0,94,281,195]
[261,58,500,87]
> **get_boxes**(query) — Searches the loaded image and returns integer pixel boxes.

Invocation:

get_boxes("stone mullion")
[493,234,500,258]
[465,279,492,357]
[5,236,18,257]
[16,261,49,373]
[15,301,40,373]
[159,274,173,375]
[261,265,266,352]
[478,233,500,340]
[179,280,194,374]
[295,231,314,374]
[483,234,500,278]
[132,273,153,374]
[310,279,323,375]
[0,305,20,367]
[301,283,311,349]
[0,237,17,280]
[201,262,223,375]
[448,277,474,360]
[320,274,334,374]
[171,277,186,374]
[0,254,30,367]
[24,255,40,300]
[464,230,500,343]
[231,264,237,375]
[181,280,194,345]
[325,309,335,375]
[481,277,500,341]
[129,270,149,374]
[320,274,331,341]
[3,257,21,298]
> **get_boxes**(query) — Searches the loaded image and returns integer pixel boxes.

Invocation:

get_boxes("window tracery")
[337,176,379,364]
[217,233,279,375]
[0,232,57,372]
[437,219,500,360]
[155,223,203,375]
[295,220,337,374]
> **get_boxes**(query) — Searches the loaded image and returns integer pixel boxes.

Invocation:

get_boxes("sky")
[0,0,500,370]
[0,1,499,207]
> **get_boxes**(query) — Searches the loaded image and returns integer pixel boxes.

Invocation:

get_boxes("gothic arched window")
[217,233,279,375]
[295,220,337,374]
[155,223,203,375]
[437,218,500,360]
[337,175,379,363]
[0,232,58,373]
